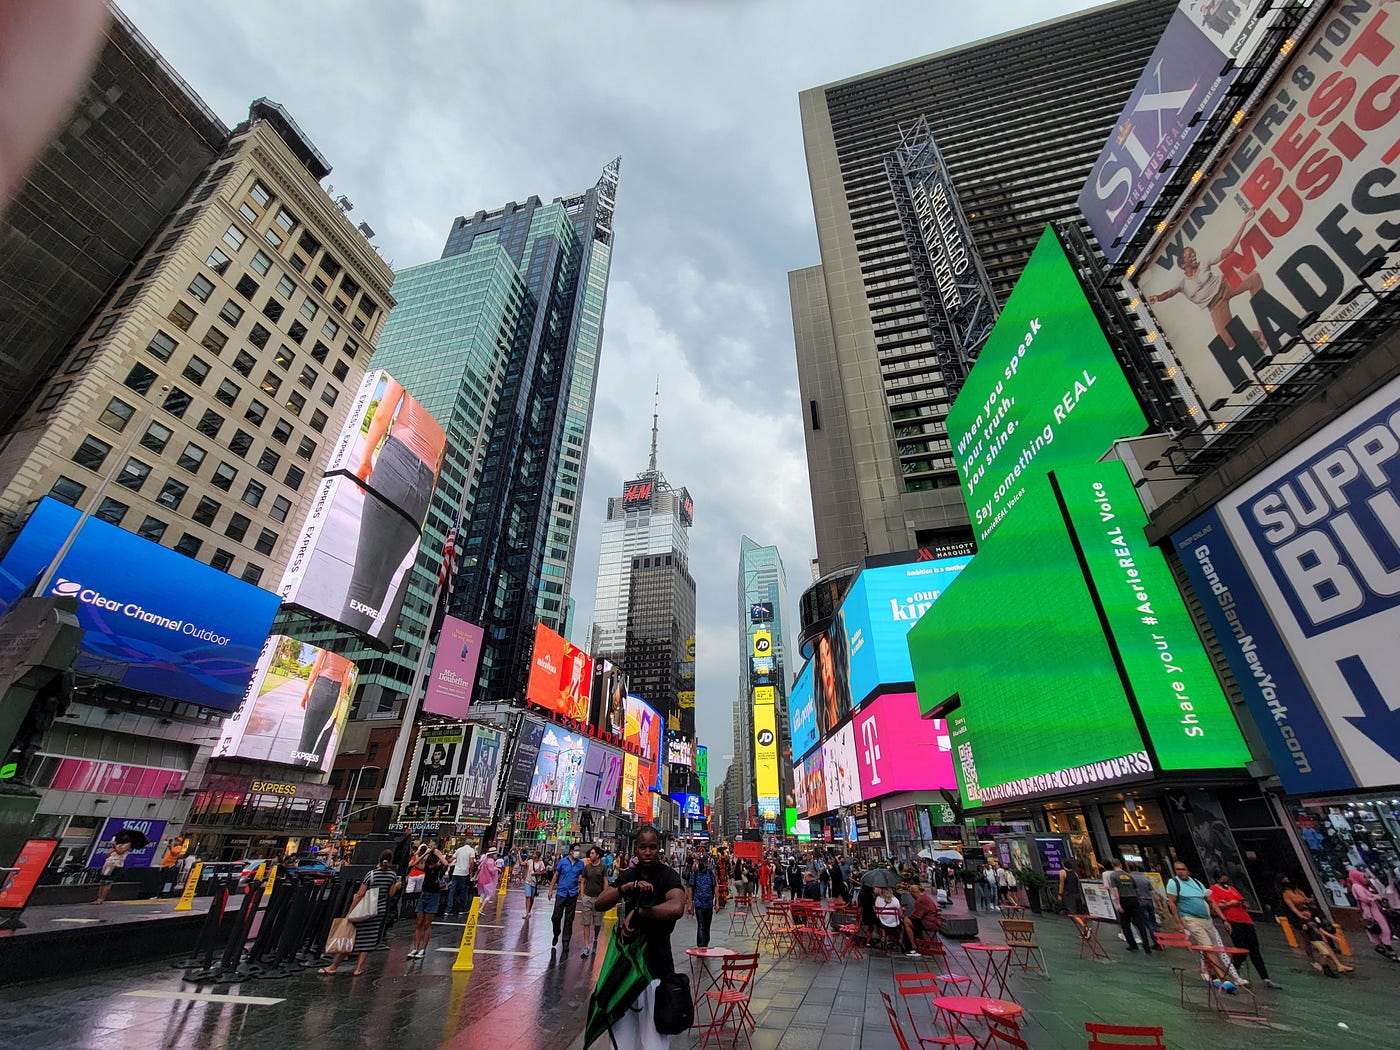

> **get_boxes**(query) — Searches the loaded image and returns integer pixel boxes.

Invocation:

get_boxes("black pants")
[552,893,578,948]
[296,676,341,758]
[1119,899,1154,950]
[695,906,713,948]
[1227,920,1270,980]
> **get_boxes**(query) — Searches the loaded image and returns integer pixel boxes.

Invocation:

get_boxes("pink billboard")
[853,692,955,799]
[423,615,485,718]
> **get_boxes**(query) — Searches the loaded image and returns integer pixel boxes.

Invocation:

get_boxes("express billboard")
[277,474,419,645]
[525,623,593,721]
[0,497,280,710]
[215,635,357,772]
[422,615,484,719]
[1172,375,1400,792]
[851,692,957,800]
[528,725,589,807]
[326,370,446,528]
[1079,2,1276,262]
[458,725,503,822]
[788,661,818,760]
[579,741,624,810]
[1133,1,1400,429]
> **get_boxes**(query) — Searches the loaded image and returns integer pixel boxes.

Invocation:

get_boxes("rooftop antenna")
[648,376,660,472]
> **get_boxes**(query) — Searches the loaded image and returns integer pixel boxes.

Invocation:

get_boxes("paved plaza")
[1,888,1397,1049]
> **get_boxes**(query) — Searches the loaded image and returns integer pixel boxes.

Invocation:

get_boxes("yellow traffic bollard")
[452,896,483,972]
[263,861,277,898]
[1276,916,1297,949]
[174,862,203,911]
[1335,926,1352,956]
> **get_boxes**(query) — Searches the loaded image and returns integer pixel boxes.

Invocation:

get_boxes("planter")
[964,886,978,912]
[941,916,980,940]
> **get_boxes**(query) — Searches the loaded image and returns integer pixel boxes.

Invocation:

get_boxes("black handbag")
[653,972,694,1035]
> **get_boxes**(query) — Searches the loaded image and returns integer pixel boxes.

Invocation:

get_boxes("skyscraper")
[791,0,1175,574]
[591,402,695,737]
[736,537,793,828]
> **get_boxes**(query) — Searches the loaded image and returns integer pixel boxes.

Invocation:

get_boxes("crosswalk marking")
[124,990,284,1005]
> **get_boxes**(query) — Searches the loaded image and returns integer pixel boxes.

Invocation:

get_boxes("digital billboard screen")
[852,691,956,799]
[671,792,703,819]
[793,756,808,814]
[591,659,628,736]
[666,736,694,767]
[326,369,446,528]
[408,725,469,817]
[580,741,624,810]
[88,817,166,869]
[804,748,828,817]
[0,497,280,710]
[788,661,818,761]
[528,725,589,806]
[750,602,774,622]
[624,695,662,768]
[507,717,547,798]
[459,725,503,822]
[620,752,640,814]
[277,474,419,645]
[821,722,860,808]
[754,703,780,801]
[215,635,357,771]
[422,615,484,719]
[526,623,593,721]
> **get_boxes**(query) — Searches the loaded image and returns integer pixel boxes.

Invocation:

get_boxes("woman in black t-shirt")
[409,846,447,960]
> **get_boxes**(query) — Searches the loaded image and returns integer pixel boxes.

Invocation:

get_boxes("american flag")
[437,523,459,594]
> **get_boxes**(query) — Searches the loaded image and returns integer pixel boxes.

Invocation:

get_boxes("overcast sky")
[123,0,1106,782]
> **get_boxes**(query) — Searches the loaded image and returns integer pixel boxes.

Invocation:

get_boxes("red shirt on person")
[1209,882,1252,924]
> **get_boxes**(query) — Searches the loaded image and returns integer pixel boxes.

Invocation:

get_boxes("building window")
[250,249,273,276]
[65,345,98,375]
[298,365,316,389]
[215,379,240,407]
[343,335,360,360]
[99,397,135,432]
[295,436,316,461]
[249,181,271,207]
[249,323,271,349]
[271,419,293,444]
[311,340,329,363]
[136,256,163,279]
[36,381,70,413]
[241,564,264,585]
[140,421,173,454]
[229,430,253,457]
[276,275,295,298]
[193,496,220,526]
[137,515,168,542]
[332,360,349,381]
[286,392,306,415]
[241,480,266,507]
[224,513,250,541]
[91,313,120,340]
[165,299,198,332]
[260,372,282,396]
[94,497,129,525]
[176,442,207,473]
[182,356,211,385]
[289,253,306,274]
[146,330,178,362]
[285,465,305,491]
[206,247,232,274]
[263,227,284,249]
[157,477,189,510]
[262,299,284,322]
[49,476,86,506]
[320,386,338,408]
[212,462,237,490]
[238,202,258,224]
[254,528,278,556]
[245,400,268,426]
[310,409,328,433]
[187,274,215,303]
[173,206,199,228]
[276,209,297,233]
[201,327,228,354]
[115,458,151,491]
[298,298,318,322]
[270,495,292,523]
[287,321,307,344]
[232,350,255,377]
[155,230,180,253]
[210,549,235,572]
[273,347,295,372]
[174,533,203,558]
[235,274,259,300]
[322,319,340,340]
[218,300,245,326]
[113,283,143,308]
[196,409,224,439]
[124,364,157,395]
[256,448,280,475]
[72,435,112,471]
[162,388,192,419]
[222,225,246,252]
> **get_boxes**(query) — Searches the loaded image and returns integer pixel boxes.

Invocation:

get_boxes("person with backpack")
[1167,860,1244,984]
[1107,857,1156,953]
[686,854,718,947]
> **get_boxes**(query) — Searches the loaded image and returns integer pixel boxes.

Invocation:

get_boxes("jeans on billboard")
[343,438,433,636]
[296,676,340,762]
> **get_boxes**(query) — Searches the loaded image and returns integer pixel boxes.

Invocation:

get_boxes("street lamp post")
[339,763,382,824]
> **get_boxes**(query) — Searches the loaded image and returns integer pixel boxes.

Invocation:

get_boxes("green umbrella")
[585,927,653,1050]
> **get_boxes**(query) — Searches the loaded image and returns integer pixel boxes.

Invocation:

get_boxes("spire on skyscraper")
[648,376,660,473]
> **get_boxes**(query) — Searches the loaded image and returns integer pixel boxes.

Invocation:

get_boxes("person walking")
[828,856,849,904]
[94,840,133,904]
[1209,871,1282,988]
[1059,862,1085,915]
[475,847,500,913]
[1348,867,1397,961]
[1128,864,1161,946]
[522,849,546,920]
[409,845,447,959]
[758,857,772,901]
[548,843,586,954]
[320,849,401,977]
[448,839,476,916]
[686,853,718,947]
[579,845,608,958]
[1107,858,1156,953]
[592,826,686,1049]
[1167,860,1244,984]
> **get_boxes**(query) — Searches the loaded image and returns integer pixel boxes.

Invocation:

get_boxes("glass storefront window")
[1290,798,1400,910]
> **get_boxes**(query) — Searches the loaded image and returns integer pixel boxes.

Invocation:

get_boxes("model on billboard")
[561,645,590,721]
[297,648,354,765]
[1146,209,1261,351]
[815,616,852,736]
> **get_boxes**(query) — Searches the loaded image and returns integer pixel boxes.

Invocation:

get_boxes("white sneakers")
[407,948,425,959]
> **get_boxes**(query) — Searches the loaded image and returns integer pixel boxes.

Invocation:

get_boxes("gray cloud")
[122,0,1104,780]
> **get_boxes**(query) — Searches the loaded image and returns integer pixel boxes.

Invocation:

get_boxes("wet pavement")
[1,885,1397,1049]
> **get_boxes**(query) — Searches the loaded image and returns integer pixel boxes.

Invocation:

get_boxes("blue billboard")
[0,498,280,710]
[842,558,970,709]
[788,660,818,761]
[670,792,703,819]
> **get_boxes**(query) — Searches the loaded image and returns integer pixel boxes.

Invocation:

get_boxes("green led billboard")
[911,228,1242,809]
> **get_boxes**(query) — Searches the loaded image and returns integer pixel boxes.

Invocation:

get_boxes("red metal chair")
[882,989,976,1050]
[696,952,759,1050]
[913,937,974,994]
[837,923,865,960]
[896,974,974,1047]
[1084,1022,1167,1049]
[727,897,751,935]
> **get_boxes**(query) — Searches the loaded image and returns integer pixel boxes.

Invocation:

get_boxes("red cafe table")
[962,943,1017,1001]
[686,946,739,1010]
[932,995,1024,1049]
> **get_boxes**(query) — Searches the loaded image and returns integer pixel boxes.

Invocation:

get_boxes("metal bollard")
[241,878,295,976]
[180,886,229,979]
